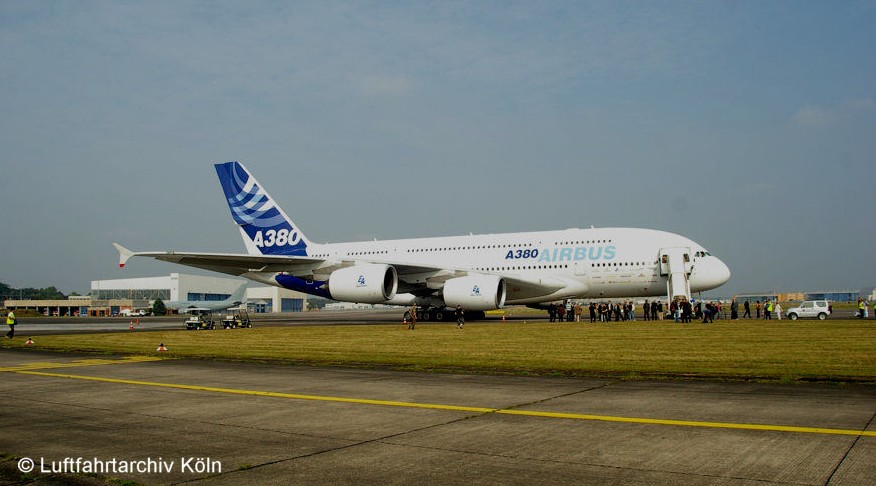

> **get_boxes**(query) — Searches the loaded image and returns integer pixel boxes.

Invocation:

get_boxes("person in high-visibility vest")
[5,310,16,339]
[858,299,866,319]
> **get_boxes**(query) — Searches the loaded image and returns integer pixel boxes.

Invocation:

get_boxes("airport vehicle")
[115,161,731,320]
[786,301,831,320]
[184,308,215,330]
[119,309,148,317]
[164,283,247,312]
[222,306,252,329]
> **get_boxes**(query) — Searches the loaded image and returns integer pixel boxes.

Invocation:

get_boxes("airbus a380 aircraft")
[114,161,730,320]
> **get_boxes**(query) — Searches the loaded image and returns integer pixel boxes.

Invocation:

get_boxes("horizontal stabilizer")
[110,244,331,277]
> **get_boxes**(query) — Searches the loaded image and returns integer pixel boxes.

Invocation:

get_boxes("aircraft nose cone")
[715,258,731,286]
[695,257,731,291]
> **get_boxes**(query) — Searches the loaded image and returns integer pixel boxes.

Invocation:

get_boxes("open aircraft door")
[659,247,692,302]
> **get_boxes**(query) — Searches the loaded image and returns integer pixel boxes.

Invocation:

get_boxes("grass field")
[3,318,874,383]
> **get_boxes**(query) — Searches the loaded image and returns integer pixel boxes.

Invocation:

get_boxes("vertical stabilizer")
[214,161,311,256]
[229,283,247,303]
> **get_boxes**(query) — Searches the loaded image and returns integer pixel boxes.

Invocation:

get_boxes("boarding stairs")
[658,247,692,303]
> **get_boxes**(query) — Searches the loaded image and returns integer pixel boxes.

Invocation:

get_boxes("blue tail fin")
[214,161,311,256]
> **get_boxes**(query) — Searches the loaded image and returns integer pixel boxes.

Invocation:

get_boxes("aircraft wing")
[384,262,565,300]
[502,274,567,301]
[114,243,567,301]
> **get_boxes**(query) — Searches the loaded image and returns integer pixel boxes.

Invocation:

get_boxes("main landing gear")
[404,307,487,322]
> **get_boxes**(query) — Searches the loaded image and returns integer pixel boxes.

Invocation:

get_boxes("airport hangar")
[4,273,308,316]
[734,289,876,303]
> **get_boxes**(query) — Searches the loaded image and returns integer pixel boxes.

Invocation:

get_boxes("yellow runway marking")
[496,409,876,436]
[10,368,876,438]
[0,356,162,373]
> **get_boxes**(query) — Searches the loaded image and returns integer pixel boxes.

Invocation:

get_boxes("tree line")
[1,282,71,301]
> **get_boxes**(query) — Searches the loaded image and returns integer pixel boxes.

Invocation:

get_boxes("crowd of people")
[741,299,782,320]
[547,300,699,322]
[544,299,758,323]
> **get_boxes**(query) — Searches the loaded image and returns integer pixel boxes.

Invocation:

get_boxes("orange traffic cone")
[156,343,168,352]
[25,337,34,347]
[403,317,407,327]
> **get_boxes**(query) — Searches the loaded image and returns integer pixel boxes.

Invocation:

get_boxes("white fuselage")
[294,227,730,304]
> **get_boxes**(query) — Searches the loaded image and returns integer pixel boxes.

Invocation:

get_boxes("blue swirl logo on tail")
[215,161,309,256]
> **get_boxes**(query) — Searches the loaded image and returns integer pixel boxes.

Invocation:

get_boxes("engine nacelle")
[443,275,506,311]
[328,264,398,304]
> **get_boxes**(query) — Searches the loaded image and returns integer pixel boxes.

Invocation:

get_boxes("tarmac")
[12,307,865,336]
[11,310,419,335]
[1,349,874,485]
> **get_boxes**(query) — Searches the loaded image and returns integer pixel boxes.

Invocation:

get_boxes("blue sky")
[1,1,874,297]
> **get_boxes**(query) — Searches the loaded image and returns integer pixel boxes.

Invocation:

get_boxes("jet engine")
[327,264,398,304]
[442,275,506,311]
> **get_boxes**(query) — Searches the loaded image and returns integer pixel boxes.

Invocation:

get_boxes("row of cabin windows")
[405,241,615,253]
[407,243,533,253]
[469,262,653,272]
[475,264,570,271]
[554,240,612,245]
[312,254,654,268]
[593,262,650,267]
[328,240,620,257]
[347,250,389,256]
